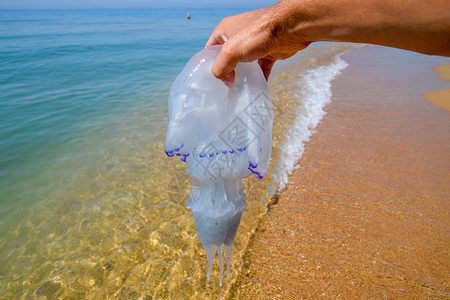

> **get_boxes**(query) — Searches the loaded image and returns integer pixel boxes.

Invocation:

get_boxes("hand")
[206,0,450,88]
[205,3,310,87]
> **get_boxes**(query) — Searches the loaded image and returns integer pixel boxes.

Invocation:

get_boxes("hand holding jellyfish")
[165,45,273,286]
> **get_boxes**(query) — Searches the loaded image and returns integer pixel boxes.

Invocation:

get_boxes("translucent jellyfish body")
[165,45,273,285]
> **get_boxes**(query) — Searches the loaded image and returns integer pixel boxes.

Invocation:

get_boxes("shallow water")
[0,9,354,298]
[0,9,239,232]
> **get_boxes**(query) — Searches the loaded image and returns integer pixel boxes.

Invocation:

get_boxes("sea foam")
[272,54,349,191]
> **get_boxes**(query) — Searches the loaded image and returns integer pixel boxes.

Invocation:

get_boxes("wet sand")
[422,64,450,112]
[230,47,450,299]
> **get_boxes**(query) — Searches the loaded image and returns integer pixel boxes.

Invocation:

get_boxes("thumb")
[211,44,240,88]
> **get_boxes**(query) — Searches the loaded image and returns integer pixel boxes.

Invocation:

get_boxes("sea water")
[0,9,235,229]
[0,9,351,298]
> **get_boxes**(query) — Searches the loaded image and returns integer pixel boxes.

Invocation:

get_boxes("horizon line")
[0,7,257,11]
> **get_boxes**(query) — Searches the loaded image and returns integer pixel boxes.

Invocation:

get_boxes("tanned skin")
[205,0,450,87]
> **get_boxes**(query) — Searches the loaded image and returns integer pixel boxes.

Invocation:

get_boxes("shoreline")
[229,47,450,298]
[422,63,450,112]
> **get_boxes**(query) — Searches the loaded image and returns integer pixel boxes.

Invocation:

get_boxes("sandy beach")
[422,64,450,112]
[229,47,450,299]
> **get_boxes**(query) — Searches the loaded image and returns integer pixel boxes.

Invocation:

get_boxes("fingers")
[205,32,226,48]
[211,44,240,87]
[206,33,236,87]
[258,58,276,81]
[221,70,235,88]
[205,37,217,48]
[205,30,235,87]
[206,6,277,87]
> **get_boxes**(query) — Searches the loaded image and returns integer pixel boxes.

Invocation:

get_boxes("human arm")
[206,0,450,87]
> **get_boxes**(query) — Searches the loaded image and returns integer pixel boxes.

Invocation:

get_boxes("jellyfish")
[165,45,273,286]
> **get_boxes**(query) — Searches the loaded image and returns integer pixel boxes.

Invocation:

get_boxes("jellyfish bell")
[165,45,273,285]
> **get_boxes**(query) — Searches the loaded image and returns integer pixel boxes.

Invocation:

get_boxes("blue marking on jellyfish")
[174,144,184,152]
[248,163,264,179]
[249,162,258,169]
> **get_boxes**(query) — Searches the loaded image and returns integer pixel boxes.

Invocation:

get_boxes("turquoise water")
[0,9,244,229]
[0,9,250,297]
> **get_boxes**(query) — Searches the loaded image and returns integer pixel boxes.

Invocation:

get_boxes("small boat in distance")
[187,12,190,20]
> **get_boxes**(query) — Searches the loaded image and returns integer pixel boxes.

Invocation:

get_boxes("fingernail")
[222,72,234,88]
[223,79,232,88]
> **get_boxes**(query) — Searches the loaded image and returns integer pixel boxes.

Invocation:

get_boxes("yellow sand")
[434,63,450,81]
[422,64,450,112]
[229,59,450,299]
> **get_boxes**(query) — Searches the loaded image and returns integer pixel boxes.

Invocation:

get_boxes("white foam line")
[272,53,349,191]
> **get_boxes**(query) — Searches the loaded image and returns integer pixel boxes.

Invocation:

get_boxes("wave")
[271,51,349,192]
